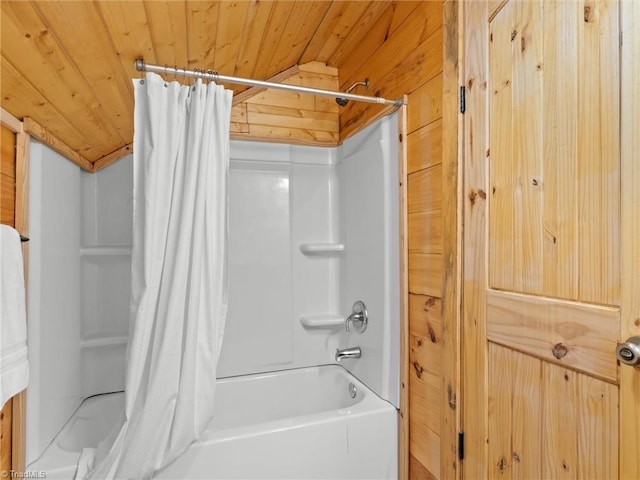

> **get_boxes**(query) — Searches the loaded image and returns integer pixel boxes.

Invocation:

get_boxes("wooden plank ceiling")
[0,1,396,169]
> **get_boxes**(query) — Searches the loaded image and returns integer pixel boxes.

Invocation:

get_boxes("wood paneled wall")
[1,109,28,475]
[339,2,444,478]
[231,62,339,146]
[0,124,16,474]
[1,127,16,225]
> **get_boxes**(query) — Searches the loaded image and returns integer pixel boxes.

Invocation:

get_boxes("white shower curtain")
[77,72,232,479]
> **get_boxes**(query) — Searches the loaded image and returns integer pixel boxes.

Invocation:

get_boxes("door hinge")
[460,86,466,114]
[458,432,465,460]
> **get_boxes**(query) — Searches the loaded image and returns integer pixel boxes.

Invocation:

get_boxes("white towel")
[0,225,29,409]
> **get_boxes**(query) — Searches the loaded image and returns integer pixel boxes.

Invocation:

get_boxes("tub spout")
[335,347,361,362]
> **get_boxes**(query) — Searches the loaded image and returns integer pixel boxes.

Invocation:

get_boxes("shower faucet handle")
[345,301,368,334]
[345,312,363,332]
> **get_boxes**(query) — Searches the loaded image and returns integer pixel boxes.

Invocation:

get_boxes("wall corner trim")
[1,108,23,134]
[92,144,133,173]
[22,118,93,172]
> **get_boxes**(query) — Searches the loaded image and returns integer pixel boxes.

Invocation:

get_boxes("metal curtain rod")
[135,59,404,108]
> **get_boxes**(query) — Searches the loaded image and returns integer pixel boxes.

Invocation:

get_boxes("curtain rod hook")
[162,64,169,87]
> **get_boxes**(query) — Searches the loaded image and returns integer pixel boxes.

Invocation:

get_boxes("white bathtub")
[29,365,398,479]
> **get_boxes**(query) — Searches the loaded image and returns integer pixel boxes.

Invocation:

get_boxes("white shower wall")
[338,115,400,408]
[218,141,342,377]
[80,158,133,397]
[26,116,400,464]
[27,141,83,466]
[26,143,133,465]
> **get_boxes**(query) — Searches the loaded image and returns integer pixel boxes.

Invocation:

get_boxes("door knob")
[616,336,640,368]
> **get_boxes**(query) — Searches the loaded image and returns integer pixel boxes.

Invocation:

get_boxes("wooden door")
[461,0,640,478]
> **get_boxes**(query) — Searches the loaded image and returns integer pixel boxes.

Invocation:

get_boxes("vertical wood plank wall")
[339,2,444,478]
[0,125,16,473]
[1,127,16,225]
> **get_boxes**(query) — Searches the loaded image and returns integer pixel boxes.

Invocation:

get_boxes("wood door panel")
[542,362,618,479]
[541,362,579,479]
[487,1,516,293]
[487,0,620,305]
[488,2,508,22]
[487,289,619,382]
[488,343,543,479]
[511,0,544,296]
[487,344,618,479]
[541,0,579,302]
[576,0,620,306]
[576,374,618,478]
[488,342,517,479]
[510,349,543,480]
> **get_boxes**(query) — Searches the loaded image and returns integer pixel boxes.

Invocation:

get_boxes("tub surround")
[30,366,397,479]
[27,115,400,470]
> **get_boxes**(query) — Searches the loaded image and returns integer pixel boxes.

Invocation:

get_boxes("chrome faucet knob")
[345,312,363,332]
[345,301,368,334]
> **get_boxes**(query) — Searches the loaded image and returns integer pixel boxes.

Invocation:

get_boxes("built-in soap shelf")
[80,334,128,349]
[80,246,132,256]
[299,314,344,333]
[298,243,344,256]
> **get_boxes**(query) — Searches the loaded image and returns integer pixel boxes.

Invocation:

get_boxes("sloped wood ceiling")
[0,1,399,168]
